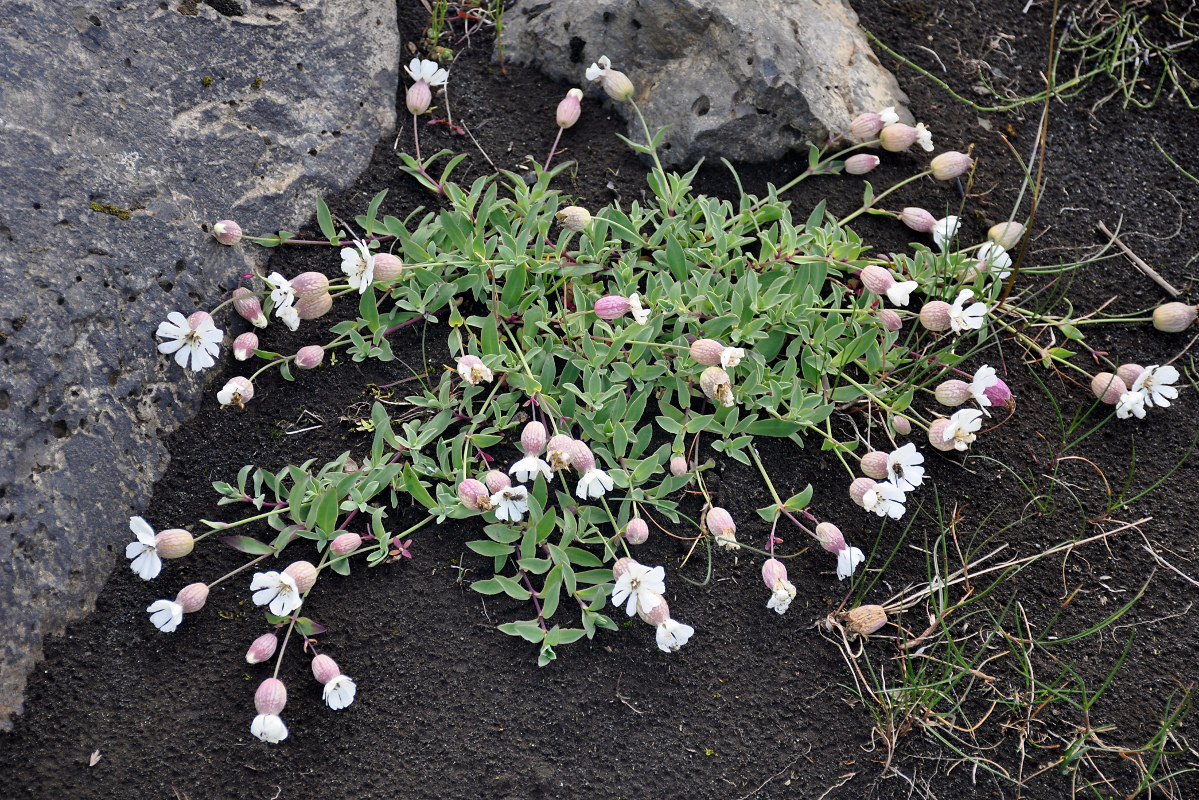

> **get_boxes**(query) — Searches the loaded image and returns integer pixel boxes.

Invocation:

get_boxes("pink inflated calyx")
[612,557,636,581]
[484,470,511,493]
[930,151,973,181]
[879,123,917,152]
[546,434,575,471]
[330,533,362,556]
[457,478,490,510]
[927,420,954,451]
[373,252,404,283]
[849,477,875,507]
[569,440,596,473]
[155,529,194,560]
[521,421,548,456]
[637,592,671,626]
[919,301,952,332]
[232,287,267,328]
[935,380,971,407]
[1116,364,1145,388]
[233,331,259,361]
[900,207,937,233]
[859,265,894,295]
[669,456,688,477]
[983,379,1012,407]
[246,632,279,664]
[556,88,583,129]
[295,292,333,320]
[311,654,341,685]
[849,111,884,141]
[213,219,243,245]
[860,451,888,480]
[879,309,902,332]
[175,582,209,613]
[594,295,631,320]
[1090,372,1126,405]
[254,678,287,715]
[290,272,329,300]
[284,560,317,594]
[705,506,735,537]
[624,518,649,545]
[406,80,432,115]
[295,345,325,370]
[689,338,725,366]
[815,522,845,554]
[761,558,788,589]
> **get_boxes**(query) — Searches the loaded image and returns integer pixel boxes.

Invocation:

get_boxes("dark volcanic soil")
[3,1,1198,798]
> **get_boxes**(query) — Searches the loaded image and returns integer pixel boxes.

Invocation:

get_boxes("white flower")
[970,364,999,412]
[126,516,162,581]
[490,485,529,523]
[1132,364,1180,408]
[720,347,745,369]
[915,122,934,152]
[341,240,375,294]
[767,579,797,615]
[576,467,614,500]
[628,292,651,325]
[612,562,666,617]
[405,57,448,87]
[885,443,925,493]
[1116,390,1147,419]
[655,619,694,653]
[862,481,906,520]
[147,599,183,633]
[837,546,865,580]
[266,272,295,309]
[250,571,303,617]
[251,714,289,744]
[585,54,612,82]
[949,288,988,333]
[509,456,552,485]
[885,275,918,306]
[879,106,900,126]
[155,311,223,372]
[943,408,984,451]
[932,216,960,251]
[323,675,357,710]
[277,304,300,331]
[977,242,1012,279]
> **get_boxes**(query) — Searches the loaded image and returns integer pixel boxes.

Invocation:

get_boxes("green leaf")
[467,539,514,558]
[498,619,545,643]
[403,465,437,509]
[316,197,337,241]
[222,535,274,555]
[746,419,805,437]
[315,487,340,535]
[293,617,327,637]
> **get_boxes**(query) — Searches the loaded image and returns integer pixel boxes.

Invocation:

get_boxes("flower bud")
[860,451,889,480]
[930,151,972,181]
[311,653,341,685]
[406,80,432,115]
[919,301,952,331]
[879,123,917,152]
[556,88,583,128]
[612,557,635,580]
[935,379,972,406]
[233,331,259,361]
[669,456,688,477]
[689,338,725,366]
[600,69,634,102]
[1153,302,1197,333]
[892,416,912,435]
[295,345,324,370]
[594,295,631,320]
[290,272,330,300]
[556,205,592,232]
[983,379,1012,407]
[761,558,788,589]
[1090,372,1126,405]
[637,592,671,625]
[699,366,734,407]
[294,292,333,320]
[457,478,490,510]
[520,421,548,456]
[246,632,279,664]
[569,440,596,472]
[900,207,937,233]
[175,582,209,613]
[213,219,242,245]
[879,309,902,332]
[849,112,884,141]
[843,154,880,175]
[927,419,955,451]
[624,518,649,545]
[217,376,254,408]
[1116,363,1144,387]
[232,287,267,328]
[859,265,894,295]
[284,560,317,594]
[849,477,875,507]
[815,522,845,554]
[254,678,288,715]
[845,604,887,636]
[546,435,575,471]
[987,222,1025,250]
[155,529,194,559]
[372,252,405,283]
[484,470,511,493]
[330,532,362,556]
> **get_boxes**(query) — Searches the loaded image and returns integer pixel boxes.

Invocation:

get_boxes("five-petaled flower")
[266,272,295,309]
[1132,364,1179,408]
[931,216,960,251]
[885,443,925,493]
[146,599,183,632]
[862,480,907,519]
[879,106,900,126]
[914,122,934,152]
[943,408,984,451]
[970,364,999,413]
[323,675,357,710]
[250,571,303,617]
[655,619,694,653]
[126,516,163,580]
[720,347,744,369]
[251,713,288,744]
[612,561,666,617]
[1116,390,1146,419]
[576,467,614,499]
[156,311,223,372]
[340,240,376,294]
[628,292,651,325]
[404,57,449,88]
[510,455,552,485]
[949,288,988,333]
[490,485,529,523]
[976,242,1012,279]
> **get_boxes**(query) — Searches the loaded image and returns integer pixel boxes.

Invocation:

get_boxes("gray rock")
[500,0,910,167]
[0,0,397,729]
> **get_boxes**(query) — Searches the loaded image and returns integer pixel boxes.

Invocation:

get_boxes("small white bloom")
[628,292,651,325]
[576,467,614,500]
[341,239,376,294]
[323,675,357,710]
[943,408,984,451]
[250,713,289,744]
[885,443,925,493]
[949,288,988,333]
[585,54,612,82]
[837,546,865,580]
[611,562,666,617]
[155,311,223,372]
[767,579,797,615]
[862,481,906,520]
[1132,365,1180,408]
[720,347,745,369]
[977,242,1012,279]
[250,571,303,617]
[970,364,999,412]
[915,122,934,152]
[126,516,162,581]
[879,106,900,126]
[266,272,295,309]
[147,599,183,633]
[932,216,960,251]
[509,456,552,485]
[404,57,448,87]
[1116,390,1147,420]
[277,304,300,332]
[885,275,918,307]
[655,619,695,653]
[490,485,529,523]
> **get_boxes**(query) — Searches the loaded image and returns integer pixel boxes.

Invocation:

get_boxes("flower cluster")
[1091,364,1181,420]
[612,558,693,653]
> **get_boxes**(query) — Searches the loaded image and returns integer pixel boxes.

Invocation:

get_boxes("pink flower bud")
[213,219,242,245]
[521,421,547,455]
[930,151,973,181]
[844,154,880,175]
[689,338,725,366]
[859,265,894,295]
[987,222,1025,250]
[935,380,971,406]
[373,252,404,283]
[1090,372,1126,405]
[406,80,432,115]
[175,582,209,613]
[849,477,875,507]
[845,604,887,636]
[919,301,952,332]
[594,295,631,320]
[927,420,955,451]
[155,529,194,559]
[900,207,937,233]
[290,272,330,300]
[232,287,267,328]
[892,416,912,435]
[637,592,671,625]
[254,678,288,715]
[557,88,583,128]
[556,205,592,232]
[295,292,333,320]
[879,309,902,332]
[295,345,325,370]
[457,478,490,510]
[330,533,362,556]
[848,112,883,141]
[624,518,649,545]
[569,440,595,472]
[669,456,688,477]
[1116,364,1144,387]
[815,522,845,554]
[284,560,317,594]
[233,331,259,361]
[860,451,889,480]
[705,506,736,537]
[879,123,917,152]
[761,558,788,589]
[547,435,575,471]
[1153,302,1197,333]
[612,557,635,580]
[246,632,279,664]
[311,653,341,684]
[983,379,1012,407]
[484,470,511,493]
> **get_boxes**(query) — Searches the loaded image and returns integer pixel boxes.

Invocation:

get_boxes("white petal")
[323,676,357,710]
[130,516,156,544]
[251,714,288,744]
[131,549,162,581]
[837,547,865,580]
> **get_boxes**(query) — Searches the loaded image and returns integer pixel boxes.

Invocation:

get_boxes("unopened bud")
[246,632,279,664]
[556,205,592,232]
[311,653,341,685]
[637,592,671,625]
[927,419,955,451]
[987,222,1025,250]
[900,207,937,233]
[330,533,362,556]
[935,380,972,406]
[290,272,329,300]
[689,338,725,366]
[175,582,209,613]
[406,80,432,115]
[844,604,888,636]
[844,153,880,175]
[457,478,490,510]
[919,301,952,332]
[484,470,511,493]
[879,123,917,152]
[1116,364,1145,387]
[372,252,405,283]
[669,456,688,477]
[879,309,902,332]
[556,88,583,128]
[699,366,734,407]
[155,529,194,559]
[213,219,242,245]
[254,678,288,715]
[1090,372,1126,405]
[983,379,1013,407]
[294,292,333,320]
[761,558,788,589]
[815,522,845,554]
[234,332,259,361]
[284,560,317,594]
[624,518,649,545]
[849,477,875,507]
[1153,302,1197,333]
[232,287,267,328]
[892,416,912,435]
[521,421,548,456]
[594,295,631,320]
[930,151,973,181]
[860,451,889,480]
[295,345,324,370]
[848,112,884,141]
[859,265,894,295]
